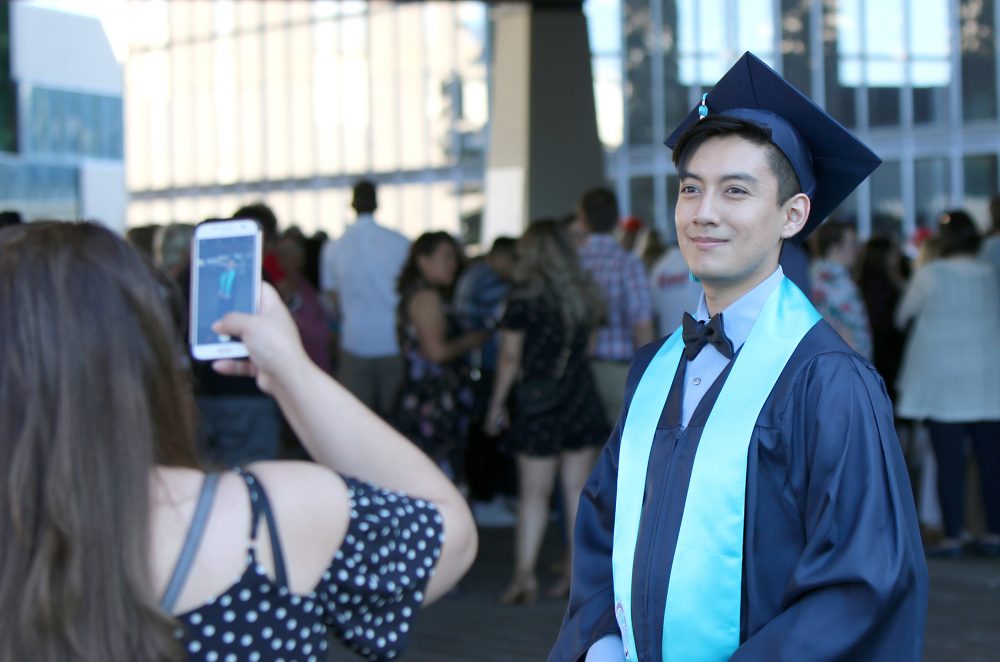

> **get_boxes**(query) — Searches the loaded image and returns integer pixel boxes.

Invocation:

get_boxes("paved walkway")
[330,526,1000,661]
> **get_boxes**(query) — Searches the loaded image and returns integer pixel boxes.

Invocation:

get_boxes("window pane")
[237,31,263,181]
[341,13,369,173]
[963,154,998,232]
[781,0,812,95]
[961,0,998,121]
[313,20,342,174]
[170,44,194,186]
[107,96,124,159]
[661,0,689,134]
[910,0,952,124]
[264,27,290,179]
[290,188,319,235]
[912,84,950,125]
[371,12,398,172]
[459,184,485,248]
[430,181,461,236]
[192,40,214,183]
[870,87,901,127]
[826,0,857,127]
[398,6,427,170]
[870,160,903,237]
[214,35,239,184]
[423,4,454,168]
[625,0,654,145]
[914,157,950,228]
[290,24,314,178]
[630,176,654,232]
[594,55,624,148]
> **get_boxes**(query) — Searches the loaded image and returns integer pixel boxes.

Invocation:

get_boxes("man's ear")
[780,193,811,239]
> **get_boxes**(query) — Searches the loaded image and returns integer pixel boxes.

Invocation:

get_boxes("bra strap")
[241,470,288,588]
[160,473,221,612]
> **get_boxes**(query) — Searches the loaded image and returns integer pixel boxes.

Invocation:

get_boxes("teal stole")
[611,277,820,661]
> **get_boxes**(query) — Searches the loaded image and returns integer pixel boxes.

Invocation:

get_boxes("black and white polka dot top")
[171,471,444,661]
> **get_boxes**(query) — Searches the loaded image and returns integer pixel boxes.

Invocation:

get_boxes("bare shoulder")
[243,461,353,593]
[244,460,349,517]
[407,288,444,323]
[408,287,440,308]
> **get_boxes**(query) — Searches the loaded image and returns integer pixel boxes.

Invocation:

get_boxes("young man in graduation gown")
[549,53,928,662]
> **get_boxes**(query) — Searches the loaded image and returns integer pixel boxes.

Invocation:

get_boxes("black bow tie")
[681,312,734,360]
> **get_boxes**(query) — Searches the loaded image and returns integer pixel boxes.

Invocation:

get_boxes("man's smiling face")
[675,134,807,304]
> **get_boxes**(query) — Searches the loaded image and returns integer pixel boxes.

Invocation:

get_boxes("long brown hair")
[0,222,199,660]
[395,231,463,296]
[512,219,606,329]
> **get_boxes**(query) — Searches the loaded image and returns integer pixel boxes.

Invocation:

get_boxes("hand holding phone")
[189,219,262,361]
[210,282,312,394]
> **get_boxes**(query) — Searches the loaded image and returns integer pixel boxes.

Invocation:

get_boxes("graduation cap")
[665,52,881,242]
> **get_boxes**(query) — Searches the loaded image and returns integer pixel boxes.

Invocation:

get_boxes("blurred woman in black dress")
[485,220,608,604]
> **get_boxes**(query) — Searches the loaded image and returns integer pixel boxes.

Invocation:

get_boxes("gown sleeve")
[315,478,445,661]
[548,341,663,662]
[731,353,928,661]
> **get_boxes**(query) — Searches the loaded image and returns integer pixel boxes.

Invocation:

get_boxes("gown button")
[692,377,702,385]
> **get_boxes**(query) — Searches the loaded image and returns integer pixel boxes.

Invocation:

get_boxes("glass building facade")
[604,0,1000,240]
[126,0,1000,240]
[126,0,489,238]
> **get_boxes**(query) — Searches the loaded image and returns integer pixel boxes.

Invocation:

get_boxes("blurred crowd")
[3,178,997,586]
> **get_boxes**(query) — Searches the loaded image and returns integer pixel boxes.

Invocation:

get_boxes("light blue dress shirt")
[680,267,784,426]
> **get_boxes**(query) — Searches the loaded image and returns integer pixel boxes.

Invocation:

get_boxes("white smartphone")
[189,218,262,361]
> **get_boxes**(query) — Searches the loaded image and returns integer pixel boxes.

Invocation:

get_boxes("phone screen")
[191,227,260,356]
[196,236,257,345]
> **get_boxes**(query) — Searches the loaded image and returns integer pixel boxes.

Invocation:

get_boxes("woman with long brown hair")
[392,231,487,479]
[0,221,476,660]
[484,220,609,604]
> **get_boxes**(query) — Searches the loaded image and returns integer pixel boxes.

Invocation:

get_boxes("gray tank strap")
[159,473,221,613]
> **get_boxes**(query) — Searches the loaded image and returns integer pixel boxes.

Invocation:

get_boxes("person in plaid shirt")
[575,188,655,423]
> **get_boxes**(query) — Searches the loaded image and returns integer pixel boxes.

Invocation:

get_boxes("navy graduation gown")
[549,321,927,661]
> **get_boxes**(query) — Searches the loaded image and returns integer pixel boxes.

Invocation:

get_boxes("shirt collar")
[354,213,376,226]
[694,266,784,352]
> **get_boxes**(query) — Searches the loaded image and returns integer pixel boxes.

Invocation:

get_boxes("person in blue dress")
[549,52,927,662]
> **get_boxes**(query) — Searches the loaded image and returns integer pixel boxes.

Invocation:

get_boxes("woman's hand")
[211,282,310,394]
[484,400,509,436]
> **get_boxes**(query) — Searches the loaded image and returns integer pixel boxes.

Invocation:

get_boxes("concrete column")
[482,0,605,244]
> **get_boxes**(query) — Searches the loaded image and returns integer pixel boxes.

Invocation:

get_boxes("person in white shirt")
[321,180,410,417]
[982,195,1000,286]
[648,244,702,337]
[895,209,1000,558]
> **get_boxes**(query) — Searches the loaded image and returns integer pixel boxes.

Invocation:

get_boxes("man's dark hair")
[578,187,619,234]
[814,220,856,257]
[352,180,378,214]
[671,115,801,207]
[233,202,278,241]
[0,211,22,229]
[489,236,517,258]
[937,209,982,256]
